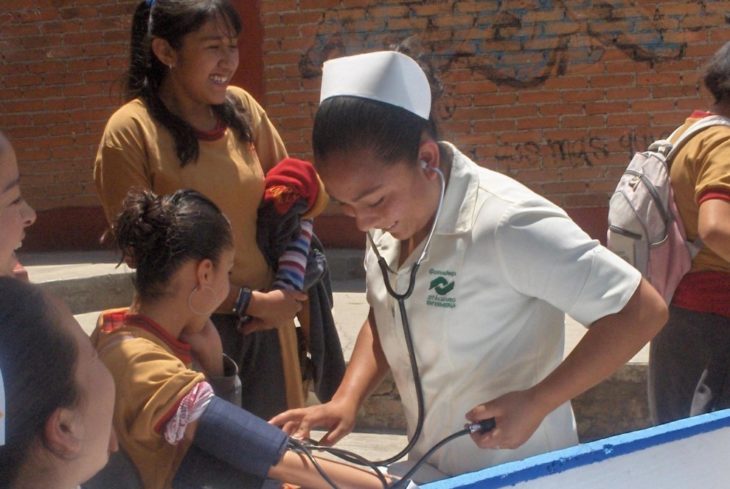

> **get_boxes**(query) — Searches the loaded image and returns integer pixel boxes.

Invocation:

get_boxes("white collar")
[433,142,480,236]
[368,142,480,270]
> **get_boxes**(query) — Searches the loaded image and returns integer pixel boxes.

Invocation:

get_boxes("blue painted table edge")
[423,409,730,488]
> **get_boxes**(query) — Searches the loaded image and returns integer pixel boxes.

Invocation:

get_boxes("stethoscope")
[293,162,496,488]
[365,162,446,466]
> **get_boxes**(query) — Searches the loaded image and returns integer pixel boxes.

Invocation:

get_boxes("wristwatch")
[233,287,253,324]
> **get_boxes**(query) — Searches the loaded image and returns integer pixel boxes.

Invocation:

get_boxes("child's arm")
[180,320,242,405]
[180,319,224,377]
[178,396,392,489]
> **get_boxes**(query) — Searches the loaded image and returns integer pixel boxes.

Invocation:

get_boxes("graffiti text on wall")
[491,129,669,169]
[300,1,719,88]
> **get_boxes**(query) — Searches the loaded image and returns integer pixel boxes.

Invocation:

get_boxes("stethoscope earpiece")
[364,162,446,465]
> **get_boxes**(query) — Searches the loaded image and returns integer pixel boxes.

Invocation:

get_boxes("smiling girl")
[0,131,36,278]
[94,0,306,419]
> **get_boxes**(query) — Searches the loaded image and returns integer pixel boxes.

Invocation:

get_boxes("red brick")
[540,103,585,116]
[543,22,581,36]
[300,0,339,10]
[412,4,451,17]
[631,99,677,112]
[473,93,518,106]
[547,76,589,90]
[652,85,700,99]
[661,3,704,15]
[452,2,497,14]
[590,74,636,88]
[606,113,651,127]
[585,101,630,115]
[473,119,515,133]
[518,90,562,104]
[516,116,559,130]
[605,87,651,101]
[562,115,605,128]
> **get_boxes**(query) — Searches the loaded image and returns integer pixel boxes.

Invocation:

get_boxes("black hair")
[114,188,233,300]
[312,49,440,169]
[0,278,79,487]
[313,97,439,168]
[703,41,730,104]
[127,0,253,166]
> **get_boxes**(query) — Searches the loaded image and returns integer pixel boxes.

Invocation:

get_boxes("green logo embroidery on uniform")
[429,276,454,295]
[426,268,456,309]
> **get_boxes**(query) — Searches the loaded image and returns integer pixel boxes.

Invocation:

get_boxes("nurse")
[271,50,668,482]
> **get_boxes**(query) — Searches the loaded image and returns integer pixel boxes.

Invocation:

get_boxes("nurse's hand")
[270,398,357,446]
[465,388,549,450]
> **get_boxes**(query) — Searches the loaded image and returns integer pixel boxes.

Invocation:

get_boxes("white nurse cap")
[319,51,432,120]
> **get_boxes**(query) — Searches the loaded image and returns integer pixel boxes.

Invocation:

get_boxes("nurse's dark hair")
[312,49,441,168]
[127,0,252,166]
[0,278,80,487]
[704,41,730,104]
[114,188,233,300]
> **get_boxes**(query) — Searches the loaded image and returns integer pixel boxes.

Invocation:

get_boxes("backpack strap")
[665,115,730,256]
[665,114,730,163]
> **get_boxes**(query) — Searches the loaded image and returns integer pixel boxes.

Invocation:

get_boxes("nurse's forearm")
[530,279,667,415]
[331,309,391,411]
[269,450,391,489]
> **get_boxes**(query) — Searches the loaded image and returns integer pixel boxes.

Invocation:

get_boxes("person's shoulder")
[226,85,270,128]
[698,122,730,147]
[102,98,153,140]
[226,85,264,112]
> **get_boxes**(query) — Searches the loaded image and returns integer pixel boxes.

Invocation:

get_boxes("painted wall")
[1,1,728,250]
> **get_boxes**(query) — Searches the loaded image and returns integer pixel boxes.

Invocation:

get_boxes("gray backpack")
[606,115,730,304]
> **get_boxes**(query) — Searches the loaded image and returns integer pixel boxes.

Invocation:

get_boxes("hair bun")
[114,189,172,268]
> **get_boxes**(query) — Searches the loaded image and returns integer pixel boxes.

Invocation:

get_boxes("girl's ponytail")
[127,1,154,100]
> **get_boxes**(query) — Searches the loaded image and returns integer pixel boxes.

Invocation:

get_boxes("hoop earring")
[188,285,216,316]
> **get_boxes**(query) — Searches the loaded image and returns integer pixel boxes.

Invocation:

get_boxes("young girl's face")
[319,149,439,242]
[52,297,117,484]
[0,138,36,276]
[167,15,239,107]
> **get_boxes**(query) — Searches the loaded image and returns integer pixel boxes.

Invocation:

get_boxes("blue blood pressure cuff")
[183,396,287,481]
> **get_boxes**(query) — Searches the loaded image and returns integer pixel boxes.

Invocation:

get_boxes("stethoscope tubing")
[366,165,446,466]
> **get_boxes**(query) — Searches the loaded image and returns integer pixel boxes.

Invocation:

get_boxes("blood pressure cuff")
[175,396,288,486]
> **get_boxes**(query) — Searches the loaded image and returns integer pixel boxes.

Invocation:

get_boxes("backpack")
[606,115,730,304]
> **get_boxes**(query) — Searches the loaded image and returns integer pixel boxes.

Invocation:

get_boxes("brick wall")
[0,1,135,210]
[262,0,730,242]
[1,0,729,250]
[0,0,262,249]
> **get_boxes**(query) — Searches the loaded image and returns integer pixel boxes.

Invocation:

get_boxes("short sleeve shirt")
[365,143,641,479]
